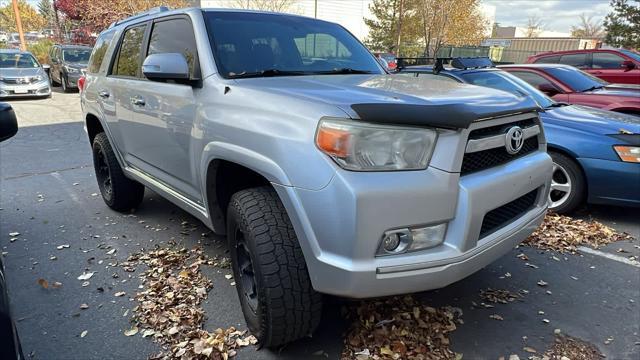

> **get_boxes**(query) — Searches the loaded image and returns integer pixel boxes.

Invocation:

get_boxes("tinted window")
[592,52,626,69]
[113,25,146,77]
[460,71,554,108]
[203,11,382,78]
[508,70,556,88]
[148,18,199,79]
[88,31,115,74]
[63,49,92,63]
[534,55,560,64]
[545,66,608,92]
[620,49,640,62]
[559,53,589,68]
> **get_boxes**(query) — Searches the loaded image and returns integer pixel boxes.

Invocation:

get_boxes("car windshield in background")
[203,11,383,78]
[63,49,91,63]
[0,53,39,68]
[545,66,608,92]
[459,70,555,109]
[619,49,640,62]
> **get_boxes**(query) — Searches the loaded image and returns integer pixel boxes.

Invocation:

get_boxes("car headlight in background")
[316,118,437,171]
[65,66,79,73]
[613,145,640,163]
[34,75,43,82]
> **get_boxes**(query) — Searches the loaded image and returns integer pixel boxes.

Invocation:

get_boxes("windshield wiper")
[314,68,375,75]
[547,102,569,108]
[582,85,605,92]
[228,69,307,79]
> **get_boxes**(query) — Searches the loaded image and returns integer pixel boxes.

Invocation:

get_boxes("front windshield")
[545,66,608,92]
[459,70,555,109]
[203,11,383,78]
[63,49,91,63]
[0,53,39,68]
[620,49,640,62]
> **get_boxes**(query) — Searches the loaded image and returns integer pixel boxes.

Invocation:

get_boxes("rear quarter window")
[88,30,116,74]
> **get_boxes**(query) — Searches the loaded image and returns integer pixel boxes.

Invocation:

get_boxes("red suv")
[527,49,640,84]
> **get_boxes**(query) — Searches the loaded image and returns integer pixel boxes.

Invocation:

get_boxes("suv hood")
[234,75,540,129]
[543,104,640,135]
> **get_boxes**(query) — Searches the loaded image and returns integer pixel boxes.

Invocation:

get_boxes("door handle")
[98,90,110,99]
[130,96,145,106]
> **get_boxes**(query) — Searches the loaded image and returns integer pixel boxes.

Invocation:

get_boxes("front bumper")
[66,73,82,88]
[0,81,51,98]
[579,157,640,207]
[276,151,552,298]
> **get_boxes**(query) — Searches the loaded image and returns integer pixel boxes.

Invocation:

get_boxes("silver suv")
[81,7,552,346]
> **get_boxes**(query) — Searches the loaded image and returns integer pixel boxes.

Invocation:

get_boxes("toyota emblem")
[505,126,524,154]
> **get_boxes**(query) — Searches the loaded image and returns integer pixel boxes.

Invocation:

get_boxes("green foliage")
[27,38,54,64]
[604,0,640,49]
[0,0,47,32]
[364,0,403,53]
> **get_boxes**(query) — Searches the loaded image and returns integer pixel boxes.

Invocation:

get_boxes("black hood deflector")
[351,103,540,130]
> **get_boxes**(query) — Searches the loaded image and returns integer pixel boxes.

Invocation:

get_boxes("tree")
[0,0,47,32]
[571,13,604,38]
[231,0,297,12]
[524,15,544,37]
[364,0,401,53]
[37,0,55,27]
[54,0,189,33]
[604,0,640,49]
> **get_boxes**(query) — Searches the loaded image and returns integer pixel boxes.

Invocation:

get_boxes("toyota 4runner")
[81,7,553,347]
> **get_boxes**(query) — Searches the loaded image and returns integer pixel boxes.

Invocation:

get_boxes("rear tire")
[92,132,144,211]
[227,186,322,347]
[549,151,585,214]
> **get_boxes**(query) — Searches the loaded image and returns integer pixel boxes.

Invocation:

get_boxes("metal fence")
[433,46,541,64]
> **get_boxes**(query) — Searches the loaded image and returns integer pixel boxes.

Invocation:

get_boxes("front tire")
[549,151,586,214]
[92,132,144,211]
[61,74,71,93]
[227,187,322,347]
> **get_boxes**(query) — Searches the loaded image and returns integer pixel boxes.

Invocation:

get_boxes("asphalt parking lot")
[1,91,639,360]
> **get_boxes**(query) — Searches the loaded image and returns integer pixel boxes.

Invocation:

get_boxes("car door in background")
[123,16,202,202]
[592,51,640,84]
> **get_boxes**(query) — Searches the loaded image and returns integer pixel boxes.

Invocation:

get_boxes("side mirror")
[0,103,18,142]
[142,53,189,81]
[538,83,561,96]
[621,60,636,71]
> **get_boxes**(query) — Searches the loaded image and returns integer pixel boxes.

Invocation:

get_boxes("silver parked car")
[0,49,51,98]
[81,7,552,347]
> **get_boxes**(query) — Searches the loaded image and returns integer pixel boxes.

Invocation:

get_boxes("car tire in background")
[549,151,586,214]
[227,186,322,347]
[61,74,71,93]
[92,132,145,211]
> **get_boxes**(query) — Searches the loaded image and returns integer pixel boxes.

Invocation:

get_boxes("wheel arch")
[85,112,104,145]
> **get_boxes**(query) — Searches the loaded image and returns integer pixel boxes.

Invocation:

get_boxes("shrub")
[27,38,54,64]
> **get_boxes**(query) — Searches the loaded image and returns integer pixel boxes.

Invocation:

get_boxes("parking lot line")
[578,246,640,268]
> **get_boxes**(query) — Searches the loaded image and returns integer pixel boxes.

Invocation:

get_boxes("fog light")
[378,223,447,256]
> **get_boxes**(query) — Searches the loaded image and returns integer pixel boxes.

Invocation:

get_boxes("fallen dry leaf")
[114,291,126,297]
[124,327,139,336]
[37,278,49,289]
[480,288,520,304]
[544,335,603,360]
[81,330,88,338]
[341,296,463,360]
[524,213,634,253]
[80,303,89,309]
[9,232,20,237]
[77,272,95,281]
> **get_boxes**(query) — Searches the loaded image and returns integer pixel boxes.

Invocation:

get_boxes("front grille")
[480,189,539,238]
[462,137,538,174]
[1,77,37,85]
[462,117,540,175]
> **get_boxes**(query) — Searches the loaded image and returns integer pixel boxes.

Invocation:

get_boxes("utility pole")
[395,0,404,56]
[12,0,27,51]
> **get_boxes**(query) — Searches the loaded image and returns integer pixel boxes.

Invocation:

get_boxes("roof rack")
[397,56,495,74]
[108,6,169,29]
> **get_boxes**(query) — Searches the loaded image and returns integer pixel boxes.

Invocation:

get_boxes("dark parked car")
[0,102,22,360]
[499,64,640,116]
[47,44,92,92]
[527,49,640,84]
[399,58,640,213]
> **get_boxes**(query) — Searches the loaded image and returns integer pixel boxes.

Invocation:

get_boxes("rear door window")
[508,70,557,88]
[592,52,626,69]
[88,30,115,74]
[147,17,199,79]
[558,53,589,68]
[112,25,147,77]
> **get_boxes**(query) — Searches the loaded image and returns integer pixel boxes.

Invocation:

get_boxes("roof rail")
[108,6,169,28]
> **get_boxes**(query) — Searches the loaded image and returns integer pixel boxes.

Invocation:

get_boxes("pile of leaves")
[341,296,463,360]
[523,213,634,253]
[542,335,604,360]
[479,288,520,304]
[123,247,256,359]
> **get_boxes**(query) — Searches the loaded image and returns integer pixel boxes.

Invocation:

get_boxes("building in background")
[493,25,571,38]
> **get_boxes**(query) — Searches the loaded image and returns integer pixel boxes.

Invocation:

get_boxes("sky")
[482,0,612,33]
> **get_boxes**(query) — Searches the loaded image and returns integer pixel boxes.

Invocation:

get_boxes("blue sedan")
[399,61,640,213]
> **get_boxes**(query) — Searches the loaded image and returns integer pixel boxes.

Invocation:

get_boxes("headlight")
[316,118,437,171]
[65,66,79,73]
[613,145,640,163]
[34,75,43,81]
